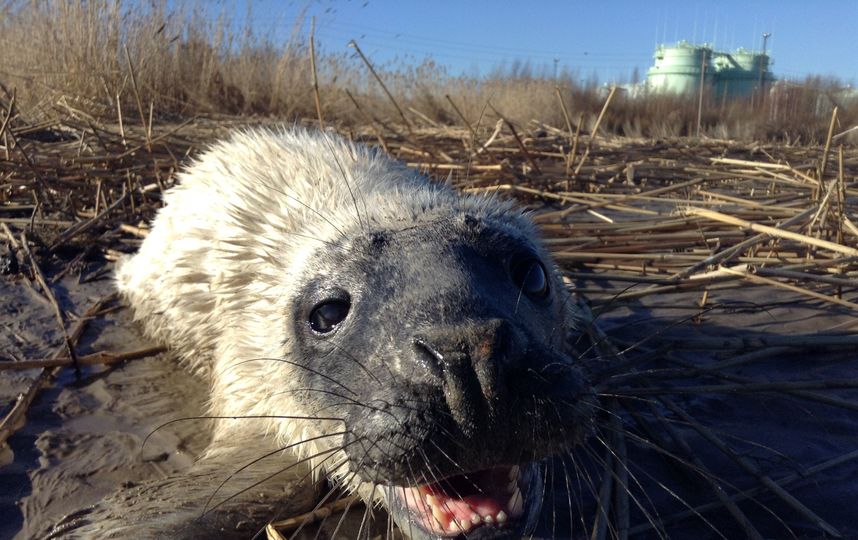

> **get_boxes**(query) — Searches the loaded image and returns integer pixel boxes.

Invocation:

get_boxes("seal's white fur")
[115,128,535,492]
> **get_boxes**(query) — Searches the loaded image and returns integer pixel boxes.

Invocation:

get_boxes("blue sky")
[239,0,857,84]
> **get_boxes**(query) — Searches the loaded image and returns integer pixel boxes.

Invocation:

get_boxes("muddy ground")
[0,270,210,539]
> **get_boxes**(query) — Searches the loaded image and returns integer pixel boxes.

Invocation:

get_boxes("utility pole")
[756,32,771,109]
[553,58,559,80]
[696,47,707,137]
[759,32,771,91]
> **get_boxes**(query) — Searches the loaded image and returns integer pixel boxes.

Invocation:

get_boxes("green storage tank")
[646,41,713,95]
[715,48,774,98]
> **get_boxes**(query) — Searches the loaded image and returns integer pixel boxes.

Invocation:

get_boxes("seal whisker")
[208,445,353,515]
[324,489,365,540]
[323,342,387,385]
[225,357,359,397]
[251,179,348,239]
[142,414,345,452]
[596,422,749,540]
[312,436,386,537]
[268,387,389,412]
[320,132,366,233]
[563,451,598,536]
[202,430,350,515]
[294,469,367,540]
[581,441,670,540]
[281,454,357,540]
[412,448,479,537]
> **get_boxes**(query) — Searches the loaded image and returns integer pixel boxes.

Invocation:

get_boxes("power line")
[313,33,648,73]
[313,19,651,61]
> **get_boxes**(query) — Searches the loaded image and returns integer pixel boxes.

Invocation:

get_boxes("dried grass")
[0,1,856,142]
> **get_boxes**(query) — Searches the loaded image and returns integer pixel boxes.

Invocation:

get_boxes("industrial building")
[644,41,774,98]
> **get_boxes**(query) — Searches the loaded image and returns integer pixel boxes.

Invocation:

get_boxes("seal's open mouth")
[387,465,532,538]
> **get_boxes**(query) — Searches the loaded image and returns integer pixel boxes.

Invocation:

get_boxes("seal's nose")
[414,319,520,437]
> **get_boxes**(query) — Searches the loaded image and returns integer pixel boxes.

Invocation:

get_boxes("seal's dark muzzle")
[342,317,593,486]
[414,319,516,438]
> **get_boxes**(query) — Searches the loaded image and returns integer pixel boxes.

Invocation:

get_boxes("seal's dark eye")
[511,258,550,299]
[309,299,350,333]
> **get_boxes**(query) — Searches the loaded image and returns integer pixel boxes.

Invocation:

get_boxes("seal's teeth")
[484,514,494,524]
[506,465,521,492]
[508,465,520,480]
[496,510,508,523]
[458,519,473,532]
[507,477,517,493]
[431,504,450,529]
[470,513,482,525]
[425,494,440,507]
[507,486,524,517]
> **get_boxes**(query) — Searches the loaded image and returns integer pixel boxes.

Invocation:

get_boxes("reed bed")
[1,84,857,539]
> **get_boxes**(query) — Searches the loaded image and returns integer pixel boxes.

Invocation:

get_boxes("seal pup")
[105,128,595,539]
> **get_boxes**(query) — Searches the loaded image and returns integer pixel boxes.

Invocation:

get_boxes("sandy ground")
[1,260,857,539]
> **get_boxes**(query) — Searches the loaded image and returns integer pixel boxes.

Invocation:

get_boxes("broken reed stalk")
[344,89,389,153]
[591,86,617,143]
[818,106,838,187]
[670,206,818,280]
[666,354,858,413]
[638,449,858,535]
[444,94,500,169]
[0,293,117,445]
[685,207,858,257]
[487,103,542,175]
[590,443,614,540]
[48,189,129,251]
[123,44,152,153]
[0,345,167,370]
[641,401,765,540]
[554,85,577,177]
[610,409,630,540]
[573,86,617,177]
[1,222,20,248]
[267,495,362,534]
[0,90,14,143]
[19,232,79,373]
[348,40,413,133]
[721,265,858,311]
[445,94,479,145]
[119,223,149,238]
[115,94,127,147]
[837,145,846,246]
[568,112,584,177]
[555,85,575,136]
[660,399,842,538]
[309,17,324,130]
[609,379,858,395]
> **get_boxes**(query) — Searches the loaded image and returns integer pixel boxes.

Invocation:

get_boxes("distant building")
[644,41,774,98]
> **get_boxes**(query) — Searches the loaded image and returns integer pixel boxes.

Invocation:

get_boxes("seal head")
[289,209,594,538]
[114,129,595,539]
